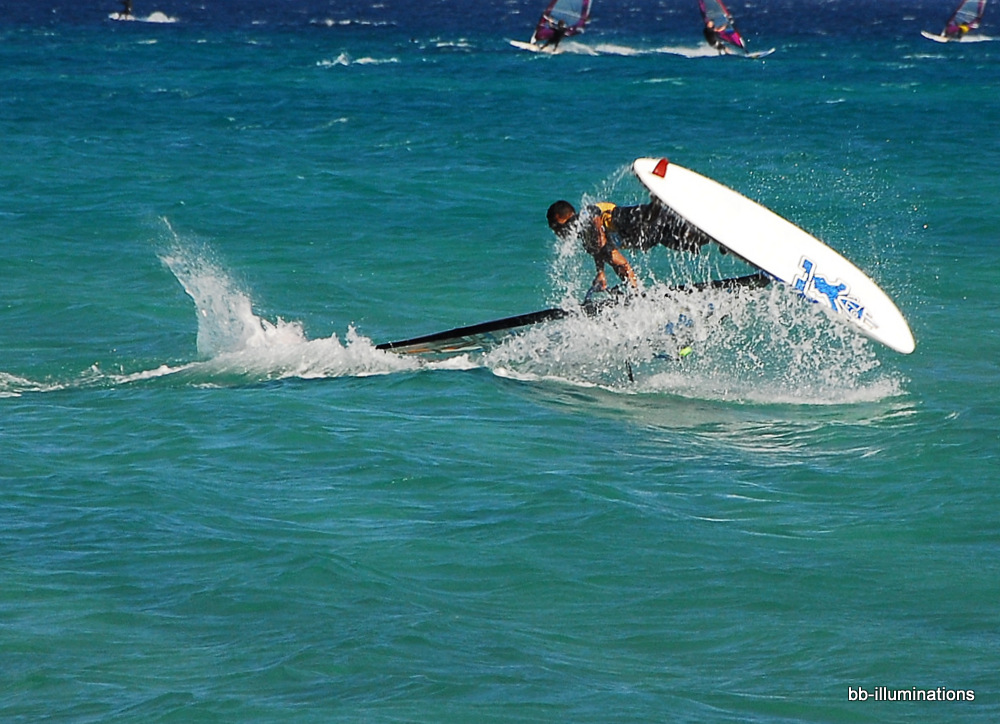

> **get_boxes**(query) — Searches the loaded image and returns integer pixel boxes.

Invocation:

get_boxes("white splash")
[0,371,59,397]
[485,280,903,405]
[318,53,399,67]
[155,223,417,384]
[108,11,178,23]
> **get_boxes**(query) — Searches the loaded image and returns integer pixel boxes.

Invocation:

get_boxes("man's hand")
[589,270,608,294]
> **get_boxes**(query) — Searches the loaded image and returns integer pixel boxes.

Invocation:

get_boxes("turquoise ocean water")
[2,1,999,720]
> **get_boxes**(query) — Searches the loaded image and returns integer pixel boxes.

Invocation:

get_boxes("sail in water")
[698,0,747,54]
[529,0,592,48]
[942,0,987,38]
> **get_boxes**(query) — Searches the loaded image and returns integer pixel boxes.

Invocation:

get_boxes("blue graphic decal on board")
[793,257,872,328]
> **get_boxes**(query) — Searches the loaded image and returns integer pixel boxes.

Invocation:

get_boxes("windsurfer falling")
[546,199,711,295]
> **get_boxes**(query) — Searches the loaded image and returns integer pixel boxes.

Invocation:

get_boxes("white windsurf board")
[920,30,952,42]
[509,39,559,54]
[632,157,915,354]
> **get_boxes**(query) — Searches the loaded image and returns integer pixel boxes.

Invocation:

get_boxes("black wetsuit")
[545,25,568,49]
[580,202,712,258]
[703,26,726,52]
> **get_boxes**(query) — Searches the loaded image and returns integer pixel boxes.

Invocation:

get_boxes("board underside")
[632,157,915,353]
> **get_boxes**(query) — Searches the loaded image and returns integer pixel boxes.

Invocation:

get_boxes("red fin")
[653,158,669,177]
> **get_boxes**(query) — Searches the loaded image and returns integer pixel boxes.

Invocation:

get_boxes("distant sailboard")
[921,0,988,41]
[632,158,914,354]
[697,0,774,58]
[510,0,592,53]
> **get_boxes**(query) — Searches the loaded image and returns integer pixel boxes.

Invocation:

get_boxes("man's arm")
[590,267,608,293]
[590,213,637,289]
[608,249,638,288]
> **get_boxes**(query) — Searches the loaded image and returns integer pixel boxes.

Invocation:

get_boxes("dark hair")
[546,200,576,232]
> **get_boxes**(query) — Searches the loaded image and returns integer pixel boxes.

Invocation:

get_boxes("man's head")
[547,200,577,239]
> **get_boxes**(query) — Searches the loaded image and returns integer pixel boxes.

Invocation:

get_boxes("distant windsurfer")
[703,19,729,53]
[933,0,986,40]
[539,18,569,50]
[944,21,971,39]
[547,199,711,294]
